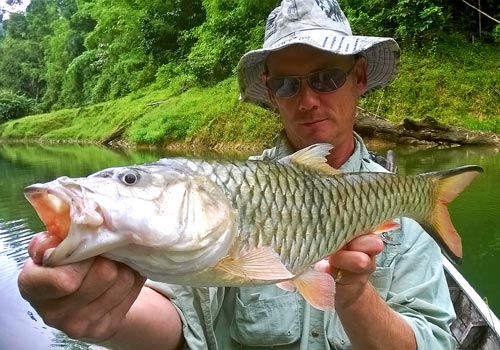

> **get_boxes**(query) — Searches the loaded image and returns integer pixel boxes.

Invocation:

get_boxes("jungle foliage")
[0,0,499,122]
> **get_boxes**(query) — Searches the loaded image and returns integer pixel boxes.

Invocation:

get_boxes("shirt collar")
[272,131,371,172]
[340,132,372,172]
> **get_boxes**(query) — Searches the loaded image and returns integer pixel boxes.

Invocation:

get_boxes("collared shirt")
[147,132,457,349]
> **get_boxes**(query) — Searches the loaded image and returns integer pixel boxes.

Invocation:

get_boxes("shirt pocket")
[229,286,302,346]
[368,230,400,301]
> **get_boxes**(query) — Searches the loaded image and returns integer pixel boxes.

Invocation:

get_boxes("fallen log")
[355,109,500,146]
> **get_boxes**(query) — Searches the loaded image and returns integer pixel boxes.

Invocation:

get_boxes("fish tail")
[421,165,483,265]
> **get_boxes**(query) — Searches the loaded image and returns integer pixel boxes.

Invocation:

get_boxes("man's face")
[265,45,367,158]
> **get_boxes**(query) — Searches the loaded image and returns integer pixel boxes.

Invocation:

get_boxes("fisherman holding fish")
[18,0,468,349]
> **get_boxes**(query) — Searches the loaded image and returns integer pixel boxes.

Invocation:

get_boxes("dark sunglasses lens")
[267,77,301,98]
[309,69,346,92]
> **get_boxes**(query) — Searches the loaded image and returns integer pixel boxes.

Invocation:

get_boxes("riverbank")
[0,41,499,149]
[0,78,281,151]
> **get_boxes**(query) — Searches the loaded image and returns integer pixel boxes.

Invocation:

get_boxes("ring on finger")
[334,269,343,283]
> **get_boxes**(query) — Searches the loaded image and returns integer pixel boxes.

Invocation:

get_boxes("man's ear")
[268,89,277,106]
[262,73,278,106]
[354,57,368,95]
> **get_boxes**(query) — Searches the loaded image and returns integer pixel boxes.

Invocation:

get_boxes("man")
[18,0,457,349]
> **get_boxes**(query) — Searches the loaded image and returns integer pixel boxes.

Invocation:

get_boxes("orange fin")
[215,247,294,281]
[373,219,400,234]
[424,165,483,264]
[294,268,336,311]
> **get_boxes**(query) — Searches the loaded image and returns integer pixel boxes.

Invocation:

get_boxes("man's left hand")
[315,233,384,309]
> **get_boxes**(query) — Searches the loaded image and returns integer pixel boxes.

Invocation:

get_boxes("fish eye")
[120,170,140,185]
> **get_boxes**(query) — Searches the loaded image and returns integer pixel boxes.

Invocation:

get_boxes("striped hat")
[237,0,400,108]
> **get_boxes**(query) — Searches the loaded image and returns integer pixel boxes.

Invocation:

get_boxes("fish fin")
[215,247,294,281]
[373,219,400,234]
[276,280,296,292]
[279,143,340,175]
[423,165,483,265]
[294,269,336,311]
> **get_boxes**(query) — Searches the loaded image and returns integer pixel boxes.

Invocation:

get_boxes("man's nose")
[297,81,321,111]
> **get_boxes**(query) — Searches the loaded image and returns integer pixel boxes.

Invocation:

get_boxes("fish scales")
[184,159,330,272]
[184,159,413,273]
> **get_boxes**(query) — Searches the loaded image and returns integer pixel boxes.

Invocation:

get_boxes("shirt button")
[311,328,320,337]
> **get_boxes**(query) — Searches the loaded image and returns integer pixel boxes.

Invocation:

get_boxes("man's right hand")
[18,231,146,342]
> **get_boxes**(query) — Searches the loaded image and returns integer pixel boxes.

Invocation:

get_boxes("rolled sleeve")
[146,281,223,350]
[385,218,457,349]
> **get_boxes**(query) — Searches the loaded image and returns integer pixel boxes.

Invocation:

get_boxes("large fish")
[24,144,482,310]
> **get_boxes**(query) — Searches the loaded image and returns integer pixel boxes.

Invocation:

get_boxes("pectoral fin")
[215,247,294,281]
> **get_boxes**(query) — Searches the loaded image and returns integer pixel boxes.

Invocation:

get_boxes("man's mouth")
[301,118,328,127]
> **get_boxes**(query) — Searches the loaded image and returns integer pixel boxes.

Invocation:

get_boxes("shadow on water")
[0,142,499,349]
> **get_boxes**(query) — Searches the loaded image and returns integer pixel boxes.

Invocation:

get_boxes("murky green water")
[0,142,498,349]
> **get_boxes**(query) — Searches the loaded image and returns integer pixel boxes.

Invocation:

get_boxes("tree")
[0,1,59,102]
[59,0,155,105]
[139,0,205,67]
[186,0,277,85]
[42,0,94,108]
[0,18,45,100]
[340,0,447,45]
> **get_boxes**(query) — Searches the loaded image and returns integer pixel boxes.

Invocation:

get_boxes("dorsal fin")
[278,143,339,175]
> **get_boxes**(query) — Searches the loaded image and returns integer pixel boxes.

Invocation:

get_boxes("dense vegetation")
[0,0,499,146]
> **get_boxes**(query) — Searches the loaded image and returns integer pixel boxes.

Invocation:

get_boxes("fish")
[23,144,483,310]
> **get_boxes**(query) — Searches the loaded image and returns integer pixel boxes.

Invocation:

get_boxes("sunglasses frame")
[263,63,356,99]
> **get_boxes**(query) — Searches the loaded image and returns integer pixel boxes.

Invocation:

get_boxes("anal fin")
[293,268,336,311]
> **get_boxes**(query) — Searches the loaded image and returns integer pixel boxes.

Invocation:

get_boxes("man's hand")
[18,232,146,342]
[316,233,416,350]
[315,233,384,308]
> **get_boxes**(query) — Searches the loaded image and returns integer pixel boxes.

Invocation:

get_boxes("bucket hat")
[237,0,400,108]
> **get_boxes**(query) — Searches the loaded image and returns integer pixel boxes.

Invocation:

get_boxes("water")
[0,142,499,349]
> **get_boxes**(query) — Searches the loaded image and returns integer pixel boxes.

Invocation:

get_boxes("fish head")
[24,161,238,277]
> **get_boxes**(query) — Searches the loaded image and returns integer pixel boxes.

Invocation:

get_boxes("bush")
[493,24,500,44]
[0,91,37,123]
[341,0,446,46]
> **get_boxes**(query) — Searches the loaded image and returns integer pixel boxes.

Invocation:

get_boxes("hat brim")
[237,29,400,108]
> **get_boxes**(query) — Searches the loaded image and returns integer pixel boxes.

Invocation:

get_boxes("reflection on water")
[0,219,95,350]
[0,142,499,349]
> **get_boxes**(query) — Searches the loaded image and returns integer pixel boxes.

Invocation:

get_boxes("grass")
[1,38,499,148]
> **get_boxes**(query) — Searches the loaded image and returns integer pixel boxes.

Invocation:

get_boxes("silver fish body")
[24,144,482,309]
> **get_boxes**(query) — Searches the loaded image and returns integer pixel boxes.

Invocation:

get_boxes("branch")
[460,0,500,24]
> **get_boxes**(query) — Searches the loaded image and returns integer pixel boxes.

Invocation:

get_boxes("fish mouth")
[24,182,123,266]
[24,185,74,240]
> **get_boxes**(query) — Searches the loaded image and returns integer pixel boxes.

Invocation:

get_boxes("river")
[0,142,499,349]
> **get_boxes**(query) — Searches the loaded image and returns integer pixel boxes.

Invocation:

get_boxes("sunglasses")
[264,64,355,99]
